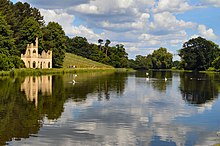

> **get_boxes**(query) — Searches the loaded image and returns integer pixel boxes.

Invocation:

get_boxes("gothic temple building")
[21,37,52,69]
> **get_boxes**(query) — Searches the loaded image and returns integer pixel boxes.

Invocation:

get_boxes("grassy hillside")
[63,53,114,69]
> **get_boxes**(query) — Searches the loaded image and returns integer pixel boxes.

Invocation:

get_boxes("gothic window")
[48,62,51,68]
[28,61,30,68]
[40,62,42,69]
[33,49,36,54]
[28,49,30,55]
[33,61,36,68]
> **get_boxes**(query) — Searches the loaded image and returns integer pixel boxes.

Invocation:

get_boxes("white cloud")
[73,4,99,14]
[198,24,218,39]
[40,9,74,33]
[72,25,104,43]
[202,0,220,7]
[190,34,200,39]
[40,9,104,43]
[20,0,220,58]
[150,12,195,33]
[153,0,192,13]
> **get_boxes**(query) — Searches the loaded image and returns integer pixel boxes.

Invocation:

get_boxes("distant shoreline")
[0,68,136,77]
[0,68,116,77]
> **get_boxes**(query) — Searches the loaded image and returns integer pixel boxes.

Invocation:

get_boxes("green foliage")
[212,56,220,70]
[179,37,220,71]
[11,2,44,55]
[133,55,152,69]
[151,47,173,69]
[0,1,44,70]
[42,22,67,68]
[10,55,25,68]
[66,36,91,58]
[130,47,173,70]
[172,60,182,69]
[66,37,129,68]
[0,13,15,53]
[17,17,41,54]
[0,53,14,70]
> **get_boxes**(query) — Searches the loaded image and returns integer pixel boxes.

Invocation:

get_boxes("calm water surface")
[1,71,220,146]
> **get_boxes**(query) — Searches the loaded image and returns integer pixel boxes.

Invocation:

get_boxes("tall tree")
[66,36,90,58]
[0,13,15,54]
[0,0,15,27]
[104,39,111,56]
[0,13,15,70]
[151,47,173,69]
[98,39,103,58]
[179,37,220,70]
[134,55,153,69]
[16,17,41,54]
[42,22,67,68]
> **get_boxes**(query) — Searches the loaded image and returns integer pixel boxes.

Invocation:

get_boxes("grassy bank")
[63,53,113,69]
[0,53,118,76]
[0,68,117,77]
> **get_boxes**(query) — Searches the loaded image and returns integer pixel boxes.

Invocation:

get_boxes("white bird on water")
[146,72,149,76]
[72,74,77,84]
[164,77,167,81]
[146,76,149,81]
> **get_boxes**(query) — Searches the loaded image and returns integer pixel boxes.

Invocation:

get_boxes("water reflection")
[21,76,52,106]
[1,71,220,145]
[179,72,219,105]
[0,77,41,145]
[135,71,172,92]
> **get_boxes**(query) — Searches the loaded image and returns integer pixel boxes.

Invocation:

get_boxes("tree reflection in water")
[179,72,219,105]
[0,72,127,145]
[0,77,41,145]
[135,70,172,92]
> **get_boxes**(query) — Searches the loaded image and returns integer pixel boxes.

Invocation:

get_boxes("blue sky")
[11,0,220,60]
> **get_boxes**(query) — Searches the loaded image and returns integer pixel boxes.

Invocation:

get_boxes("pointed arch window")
[33,61,36,68]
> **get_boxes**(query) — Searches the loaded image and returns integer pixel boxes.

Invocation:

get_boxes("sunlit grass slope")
[63,53,114,69]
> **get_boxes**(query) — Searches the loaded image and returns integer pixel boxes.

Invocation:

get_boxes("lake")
[1,71,220,146]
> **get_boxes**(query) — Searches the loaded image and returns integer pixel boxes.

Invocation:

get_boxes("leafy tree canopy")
[42,22,67,68]
[151,47,173,69]
[179,37,220,71]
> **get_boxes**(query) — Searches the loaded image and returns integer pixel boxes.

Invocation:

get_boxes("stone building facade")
[21,37,52,69]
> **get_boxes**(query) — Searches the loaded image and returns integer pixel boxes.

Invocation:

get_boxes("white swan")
[146,76,149,81]
[164,77,167,81]
[146,72,149,76]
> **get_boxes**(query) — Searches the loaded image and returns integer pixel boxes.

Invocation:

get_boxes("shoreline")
[0,68,116,77]
[2,68,219,77]
[0,68,136,77]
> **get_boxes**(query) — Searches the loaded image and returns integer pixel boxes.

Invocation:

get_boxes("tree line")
[0,0,220,71]
[66,37,129,68]
[0,0,129,70]
[130,37,220,71]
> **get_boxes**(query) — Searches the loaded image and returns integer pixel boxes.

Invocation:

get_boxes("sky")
[11,0,220,60]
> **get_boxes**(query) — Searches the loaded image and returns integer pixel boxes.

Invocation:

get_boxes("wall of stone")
[21,37,52,69]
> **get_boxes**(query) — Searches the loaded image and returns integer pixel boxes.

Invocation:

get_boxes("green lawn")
[0,53,116,76]
[63,53,114,69]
